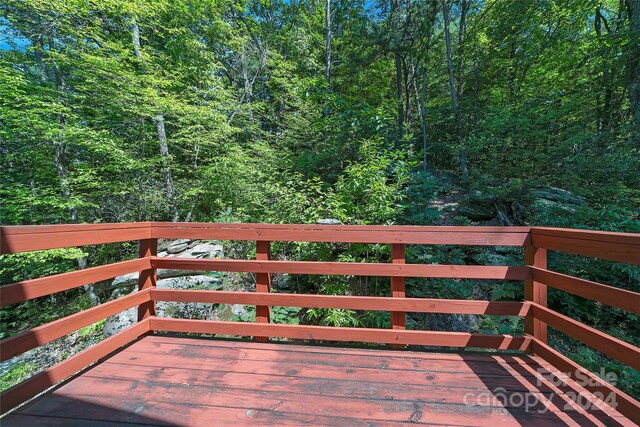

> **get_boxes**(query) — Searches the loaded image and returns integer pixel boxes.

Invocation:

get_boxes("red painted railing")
[0,223,638,422]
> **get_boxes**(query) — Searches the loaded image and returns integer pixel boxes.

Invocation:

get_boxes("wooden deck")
[2,335,633,426]
[2,223,639,424]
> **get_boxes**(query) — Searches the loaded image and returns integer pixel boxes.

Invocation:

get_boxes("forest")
[1,0,639,398]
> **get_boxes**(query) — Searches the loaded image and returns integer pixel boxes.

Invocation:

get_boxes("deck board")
[2,335,634,426]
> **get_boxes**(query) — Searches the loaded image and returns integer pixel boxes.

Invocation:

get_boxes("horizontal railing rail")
[0,222,638,423]
[148,317,532,350]
[0,258,151,307]
[151,258,530,280]
[0,289,151,362]
[150,289,530,315]
[531,226,640,264]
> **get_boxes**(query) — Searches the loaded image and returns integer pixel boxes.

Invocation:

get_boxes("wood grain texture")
[151,289,529,316]
[3,335,634,426]
[531,228,640,264]
[0,319,149,414]
[531,267,640,315]
[126,336,545,375]
[0,290,151,362]
[137,239,157,321]
[143,334,532,362]
[151,258,530,280]
[531,227,640,245]
[149,317,532,350]
[524,245,547,345]
[0,223,152,235]
[530,337,640,425]
[151,226,531,245]
[530,304,640,371]
[391,244,406,334]
[2,222,639,425]
[0,224,152,254]
[255,241,270,343]
[0,258,150,307]
[100,337,627,421]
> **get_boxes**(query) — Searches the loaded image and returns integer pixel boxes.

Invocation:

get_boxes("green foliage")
[270,306,301,325]
[0,248,87,285]
[1,0,639,401]
[307,307,360,328]
[78,319,106,338]
[0,362,37,391]
[0,292,95,339]
[332,138,412,224]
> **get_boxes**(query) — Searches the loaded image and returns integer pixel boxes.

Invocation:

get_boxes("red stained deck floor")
[2,335,634,426]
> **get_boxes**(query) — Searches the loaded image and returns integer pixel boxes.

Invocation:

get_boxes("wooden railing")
[0,223,638,422]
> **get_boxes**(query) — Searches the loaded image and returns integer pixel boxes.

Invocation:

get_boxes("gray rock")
[457,202,495,220]
[317,218,342,225]
[103,307,137,337]
[167,242,189,254]
[104,274,223,336]
[529,186,585,205]
[111,272,138,290]
[188,243,223,258]
[105,240,227,336]
[110,241,224,292]
[532,198,578,213]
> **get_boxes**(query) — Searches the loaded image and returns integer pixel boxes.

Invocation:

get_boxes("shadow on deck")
[2,335,631,426]
[1,223,638,425]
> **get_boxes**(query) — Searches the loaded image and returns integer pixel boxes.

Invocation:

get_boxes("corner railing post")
[524,242,547,346]
[256,240,271,342]
[391,243,406,348]
[138,238,157,321]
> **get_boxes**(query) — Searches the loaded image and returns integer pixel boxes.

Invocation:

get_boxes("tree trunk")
[154,113,179,222]
[394,53,404,143]
[50,45,100,306]
[472,58,479,134]
[324,0,332,139]
[131,17,179,221]
[403,58,412,122]
[420,67,428,175]
[442,0,468,180]
[325,0,332,91]
[131,18,143,60]
[628,0,640,135]
[456,0,469,98]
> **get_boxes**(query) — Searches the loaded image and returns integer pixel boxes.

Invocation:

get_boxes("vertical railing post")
[391,244,405,348]
[524,243,547,346]
[255,240,271,342]
[138,238,157,321]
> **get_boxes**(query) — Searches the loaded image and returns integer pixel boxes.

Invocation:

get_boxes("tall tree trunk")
[325,0,332,92]
[154,114,179,222]
[595,7,613,132]
[628,0,640,136]
[389,0,404,143]
[49,42,100,306]
[131,17,179,221]
[241,52,254,120]
[442,0,468,180]
[394,53,404,143]
[403,58,412,121]
[420,67,428,175]
[131,18,142,60]
[472,58,480,134]
[456,0,469,98]
[324,0,332,140]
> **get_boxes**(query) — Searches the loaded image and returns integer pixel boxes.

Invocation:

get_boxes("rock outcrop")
[103,239,229,337]
[456,186,586,224]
